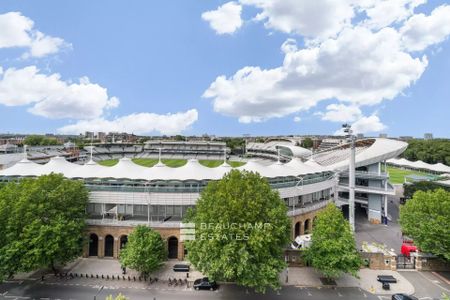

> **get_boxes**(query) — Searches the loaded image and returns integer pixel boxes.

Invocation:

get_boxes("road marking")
[418,271,450,293]
[363,292,367,298]
[337,292,343,297]
[307,291,312,296]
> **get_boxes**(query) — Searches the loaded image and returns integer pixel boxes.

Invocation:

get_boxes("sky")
[0,0,449,138]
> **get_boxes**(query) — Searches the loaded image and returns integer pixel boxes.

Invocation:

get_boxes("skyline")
[0,1,450,138]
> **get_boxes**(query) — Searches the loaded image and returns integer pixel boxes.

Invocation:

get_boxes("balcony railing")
[287,199,332,217]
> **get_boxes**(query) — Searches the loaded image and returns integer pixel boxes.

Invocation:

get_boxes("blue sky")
[0,0,449,137]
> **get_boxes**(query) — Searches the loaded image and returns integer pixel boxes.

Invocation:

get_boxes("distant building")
[357,133,364,139]
[98,132,106,142]
[424,133,433,140]
[85,131,95,139]
[379,133,388,138]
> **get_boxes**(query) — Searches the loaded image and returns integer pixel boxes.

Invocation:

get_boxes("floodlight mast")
[343,123,356,232]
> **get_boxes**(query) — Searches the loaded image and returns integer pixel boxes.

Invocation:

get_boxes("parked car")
[173,264,190,272]
[290,234,312,250]
[392,293,418,300]
[193,277,218,291]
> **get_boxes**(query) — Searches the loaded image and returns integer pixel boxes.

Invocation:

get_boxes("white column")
[384,195,388,221]
[349,140,355,232]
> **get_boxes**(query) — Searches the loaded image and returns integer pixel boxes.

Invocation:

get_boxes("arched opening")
[168,236,178,259]
[120,235,128,249]
[88,233,98,256]
[304,219,311,234]
[104,235,114,257]
[294,222,301,237]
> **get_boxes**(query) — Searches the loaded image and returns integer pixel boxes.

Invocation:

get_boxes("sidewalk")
[282,267,415,295]
[67,257,204,281]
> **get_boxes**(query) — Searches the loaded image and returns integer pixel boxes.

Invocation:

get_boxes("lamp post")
[342,123,356,232]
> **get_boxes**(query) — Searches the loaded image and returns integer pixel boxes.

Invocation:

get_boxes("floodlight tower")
[343,123,356,232]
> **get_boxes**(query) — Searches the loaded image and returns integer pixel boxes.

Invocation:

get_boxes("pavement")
[69,258,204,281]
[283,267,414,295]
[354,194,403,254]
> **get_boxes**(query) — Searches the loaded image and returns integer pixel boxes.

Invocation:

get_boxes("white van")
[290,234,312,250]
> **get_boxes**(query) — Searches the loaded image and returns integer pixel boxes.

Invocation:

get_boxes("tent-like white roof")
[387,158,450,173]
[0,158,43,177]
[35,156,81,177]
[94,157,149,180]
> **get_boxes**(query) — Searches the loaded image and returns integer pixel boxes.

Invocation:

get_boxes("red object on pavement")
[401,243,417,257]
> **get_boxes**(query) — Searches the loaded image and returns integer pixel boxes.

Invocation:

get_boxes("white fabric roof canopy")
[387,158,450,173]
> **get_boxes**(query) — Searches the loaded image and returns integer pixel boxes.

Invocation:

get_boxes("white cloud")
[334,114,387,135]
[319,104,362,122]
[57,109,199,135]
[0,12,68,58]
[202,2,243,35]
[241,0,355,39]
[400,4,450,51]
[293,116,301,122]
[359,0,426,29]
[204,26,427,123]
[0,66,119,119]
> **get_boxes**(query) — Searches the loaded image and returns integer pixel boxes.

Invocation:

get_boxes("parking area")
[354,195,403,254]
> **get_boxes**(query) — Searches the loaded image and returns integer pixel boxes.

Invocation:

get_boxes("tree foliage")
[403,181,450,199]
[105,294,129,300]
[399,189,450,260]
[0,174,88,281]
[119,225,166,275]
[23,135,61,146]
[305,204,361,279]
[301,137,314,149]
[185,170,291,293]
[403,139,450,165]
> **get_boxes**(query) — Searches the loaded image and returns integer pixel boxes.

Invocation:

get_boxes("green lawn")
[98,158,245,168]
[387,166,434,184]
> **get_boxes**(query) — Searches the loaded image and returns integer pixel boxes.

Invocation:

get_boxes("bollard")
[106,275,109,280]
[96,274,99,279]
[86,274,89,278]
[91,274,93,278]
[133,276,136,281]
[139,277,141,281]
[80,274,83,278]
[123,276,125,280]
[102,274,104,279]
[75,273,78,277]
[128,276,130,281]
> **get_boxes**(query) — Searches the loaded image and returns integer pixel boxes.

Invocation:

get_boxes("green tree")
[403,181,450,199]
[403,139,450,165]
[301,137,314,149]
[305,204,361,280]
[105,294,129,300]
[399,189,450,260]
[0,174,89,281]
[185,170,291,293]
[119,225,166,275]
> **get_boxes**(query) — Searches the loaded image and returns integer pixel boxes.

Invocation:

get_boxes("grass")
[97,158,246,168]
[387,166,434,184]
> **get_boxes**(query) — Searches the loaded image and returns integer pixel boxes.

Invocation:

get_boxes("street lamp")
[342,123,356,232]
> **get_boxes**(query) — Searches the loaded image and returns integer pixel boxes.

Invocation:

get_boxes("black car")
[193,277,218,291]
[392,294,418,300]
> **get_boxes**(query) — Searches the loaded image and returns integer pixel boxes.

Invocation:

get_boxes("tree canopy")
[23,135,61,146]
[403,181,450,199]
[119,225,166,275]
[399,189,450,260]
[305,204,361,279]
[0,174,89,281]
[185,169,291,293]
[301,137,314,149]
[402,139,450,165]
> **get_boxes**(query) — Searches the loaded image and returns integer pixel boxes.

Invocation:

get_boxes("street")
[0,279,379,300]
